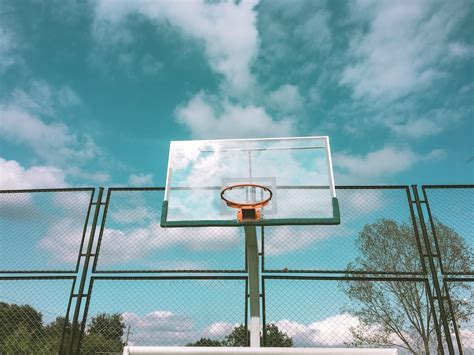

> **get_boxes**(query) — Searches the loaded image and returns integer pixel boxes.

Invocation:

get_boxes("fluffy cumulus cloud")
[122,311,239,346]
[0,81,108,186]
[275,314,360,347]
[0,158,67,189]
[256,1,332,79]
[0,105,98,166]
[175,92,294,139]
[121,311,381,348]
[129,173,154,186]
[335,146,446,182]
[9,80,82,116]
[385,107,466,139]
[38,204,241,266]
[340,0,470,102]
[267,84,304,114]
[122,311,196,346]
[94,0,259,93]
[96,222,241,266]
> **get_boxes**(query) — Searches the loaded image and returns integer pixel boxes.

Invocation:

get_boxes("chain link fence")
[263,276,440,352]
[0,277,75,354]
[93,188,246,273]
[0,189,94,272]
[78,277,247,353]
[263,187,423,274]
[423,186,474,275]
[1,185,472,354]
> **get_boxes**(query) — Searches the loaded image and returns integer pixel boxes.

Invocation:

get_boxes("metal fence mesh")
[263,277,440,353]
[263,187,422,273]
[0,278,74,354]
[0,189,93,272]
[423,186,474,274]
[1,185,473,353]
[94,189,246,272]
[79,278,247,353]
[444,280,474,353]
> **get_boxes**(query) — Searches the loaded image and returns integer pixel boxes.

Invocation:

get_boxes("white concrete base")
[123,346,398,355]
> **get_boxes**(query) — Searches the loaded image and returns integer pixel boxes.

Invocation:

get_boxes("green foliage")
[82,313,125,354]
[343,218,473,354]
[0,302,125,354]
[263,323,293,347]
[222,324,247,346]
[187,323,293,347]
[1,324,37,353]
[0,302,44,352]
[187,338,223,346]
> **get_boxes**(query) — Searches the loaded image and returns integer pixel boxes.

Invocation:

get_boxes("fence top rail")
[0,275,76,280]
[444,276,474,282]
[108,187,165,192]
[90,275,249,281]
[2,185,472,194]
[106,185,410,190]
[422,184,474,189]
[0,187,95,193]
[263,275,427,282]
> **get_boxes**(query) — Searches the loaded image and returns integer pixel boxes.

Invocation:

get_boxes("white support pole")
[245,225,260,347]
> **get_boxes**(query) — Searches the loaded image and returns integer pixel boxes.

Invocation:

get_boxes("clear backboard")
[161,136,340,227]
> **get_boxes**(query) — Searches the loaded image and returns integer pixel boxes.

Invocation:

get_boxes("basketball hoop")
[221,184,273,222]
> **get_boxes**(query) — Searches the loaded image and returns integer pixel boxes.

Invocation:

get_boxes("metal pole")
[245,225,260,347]
[412,185,454,354]
[68,187,104,354]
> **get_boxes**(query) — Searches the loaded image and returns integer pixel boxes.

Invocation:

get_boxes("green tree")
[343,218,473,354]
[187,338,223,346]
[263,323,293,347]
[187,324,293,347]
[81,313,126,354]
[1,324,37,353]
[0,302,44,352]
[221,324,293,347]
[44,316,74,353]
[221,324,247,346]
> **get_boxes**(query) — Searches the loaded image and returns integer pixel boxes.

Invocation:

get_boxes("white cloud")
[383,106,466,139]
[458,328,474,350]
[264,225,341,256]
[256,1,332,80]
[129,173,153,186]
[274,314,360,347]
[37,218,89,264]
[10,80,81,116]
[448,42,474,59]
[388,118,442,138]
[121,312,239,346]
[335,146,446,182]
[202,322,239,340]
[0,105,99,166]
[175,92,294,139]
[340,0,469,102]
[122,310,196,346]
[94,0,260,93]
[0,29,14,72]
[95,222,240,266]
[0,157,67,189]
[267,84,304,114]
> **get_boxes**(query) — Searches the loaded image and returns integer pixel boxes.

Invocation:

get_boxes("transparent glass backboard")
[161,136,340,227]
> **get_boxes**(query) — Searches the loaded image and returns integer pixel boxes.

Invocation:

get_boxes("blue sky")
[0,0,473,189]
